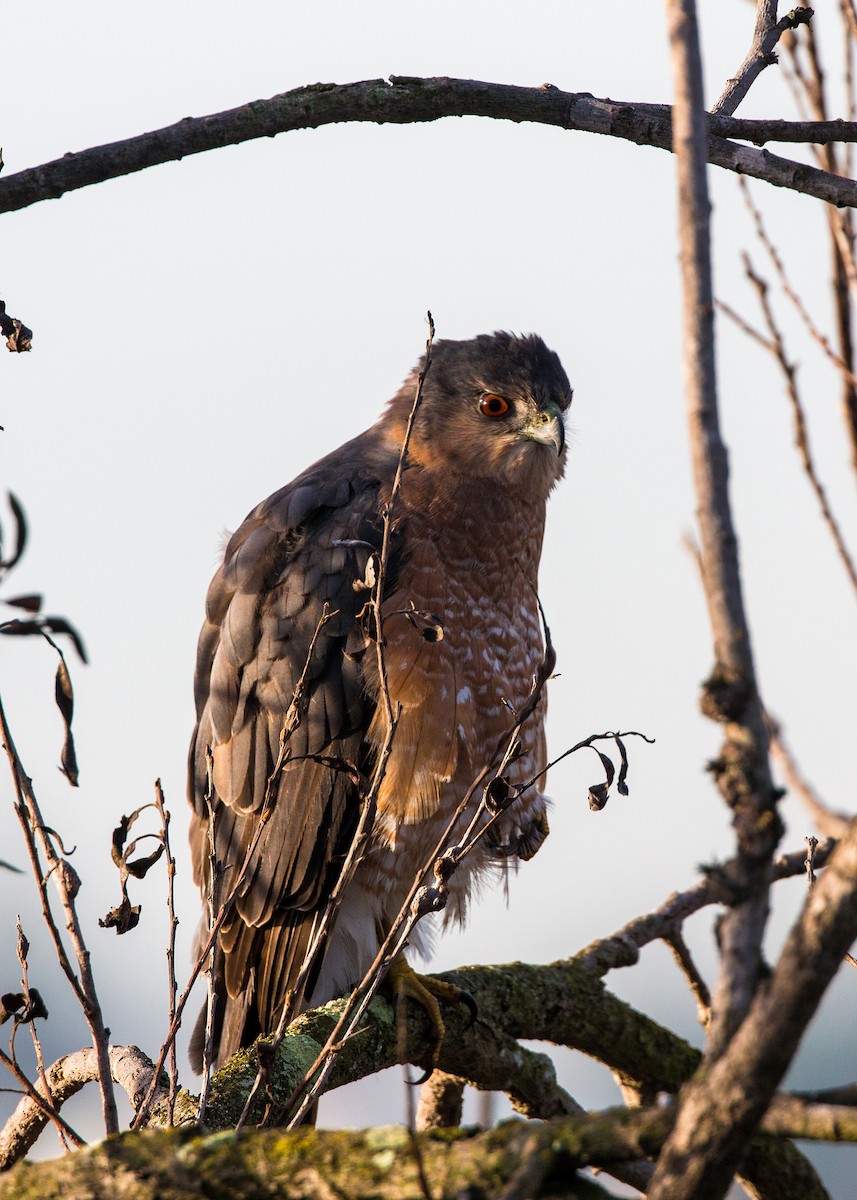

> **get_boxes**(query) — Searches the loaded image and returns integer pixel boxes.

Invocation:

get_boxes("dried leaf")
[0,492,27,572]
[5,593,42,613]
[124,840,165,880]
[485,775,513,813]
[41,616,88,664]
[109,806,155,867]
[0,992,25,1024]
[615,736,630,796]
[55,656,79,786]
[22,989,48,1022]
[403,604,444,643]
[0,617,42,638]
[588,782,610,812]
[99,897,141,935]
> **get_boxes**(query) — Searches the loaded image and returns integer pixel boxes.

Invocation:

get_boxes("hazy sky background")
[2,3,856,1194]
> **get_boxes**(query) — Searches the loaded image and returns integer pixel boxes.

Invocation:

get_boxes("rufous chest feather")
[366,475,548,837]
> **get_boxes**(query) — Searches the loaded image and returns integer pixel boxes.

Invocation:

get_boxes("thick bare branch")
[0,1044,194,1169]
[2,78,857,219]
[0,1100,837,1200]
[650,817,857,1197]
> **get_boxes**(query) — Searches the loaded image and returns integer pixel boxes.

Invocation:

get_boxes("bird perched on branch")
[188,330,571,1072]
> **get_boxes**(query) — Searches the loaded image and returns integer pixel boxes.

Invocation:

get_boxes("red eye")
[479,393,509,418]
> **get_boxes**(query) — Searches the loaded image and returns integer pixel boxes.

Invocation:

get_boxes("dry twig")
[713,2,814,118]
[0,694,119,1136]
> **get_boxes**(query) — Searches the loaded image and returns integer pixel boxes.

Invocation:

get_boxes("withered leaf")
[24,988,48,1017]
[588,782,610,812]
[19,989,48,1023]
[0,993,25,1024]
[403,604,444,643]
[594,749,615,788]
[0,617,42,638]
[0,492,27,573]
[124,840,165,880]
[55,656,79,786]
[615,736,630,796]
[485,775,513,813]
[99,897,141,935]
[110,806,153,868]
[41,617,88,664]
[5,594,42,613]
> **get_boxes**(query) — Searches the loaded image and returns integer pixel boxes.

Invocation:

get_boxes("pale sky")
[2,3,856,1192]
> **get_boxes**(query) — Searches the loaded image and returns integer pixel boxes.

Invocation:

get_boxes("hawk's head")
[385,331,573,499]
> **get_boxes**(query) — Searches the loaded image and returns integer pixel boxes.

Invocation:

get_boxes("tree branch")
[650,816,857,1197]
[0,1044,193,1169]
[2,78,857,219]
[713,3,814,117]
[0,1100,839,1200]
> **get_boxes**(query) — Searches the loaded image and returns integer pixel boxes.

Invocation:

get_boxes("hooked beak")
[523,400,565,456]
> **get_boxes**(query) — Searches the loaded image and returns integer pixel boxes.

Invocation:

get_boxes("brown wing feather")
[188,432,399,1069]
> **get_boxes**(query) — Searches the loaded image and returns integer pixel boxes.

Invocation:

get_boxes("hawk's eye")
[479,393,509,418]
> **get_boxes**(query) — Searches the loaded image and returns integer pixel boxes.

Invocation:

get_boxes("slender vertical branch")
[649,0,782,1194]
[670,0,781,1054]
[152,781,179,1124]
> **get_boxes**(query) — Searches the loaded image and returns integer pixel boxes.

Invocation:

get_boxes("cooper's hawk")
[188,331,571,1071]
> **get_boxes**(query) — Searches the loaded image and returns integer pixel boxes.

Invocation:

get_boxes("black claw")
[458,989,478,1026]
[408,1064,434,1086]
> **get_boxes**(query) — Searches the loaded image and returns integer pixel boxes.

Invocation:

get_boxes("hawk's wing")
[188,434,397,1068]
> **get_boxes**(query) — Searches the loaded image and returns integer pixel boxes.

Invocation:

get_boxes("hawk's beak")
[524,400,565,456]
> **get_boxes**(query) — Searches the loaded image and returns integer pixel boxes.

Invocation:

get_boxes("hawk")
[188,331,571,1071]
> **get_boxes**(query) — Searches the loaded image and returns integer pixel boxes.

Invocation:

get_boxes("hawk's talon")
[388,953,475,1074]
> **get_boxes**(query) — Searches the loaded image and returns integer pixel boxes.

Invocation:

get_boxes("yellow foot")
[387,953,477,1081]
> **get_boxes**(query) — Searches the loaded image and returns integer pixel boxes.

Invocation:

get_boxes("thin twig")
[766,712,850,839]
[152,781,179,1125]
[0,693,119,1135]
[740,177,857,386]
[197,751,219,1125]
[712,2,814,118]
[739,250,857,598]
[577,838,835,976]
[663,926,712,1026]
[14,917,71,1152]
[670,0,780,1061]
